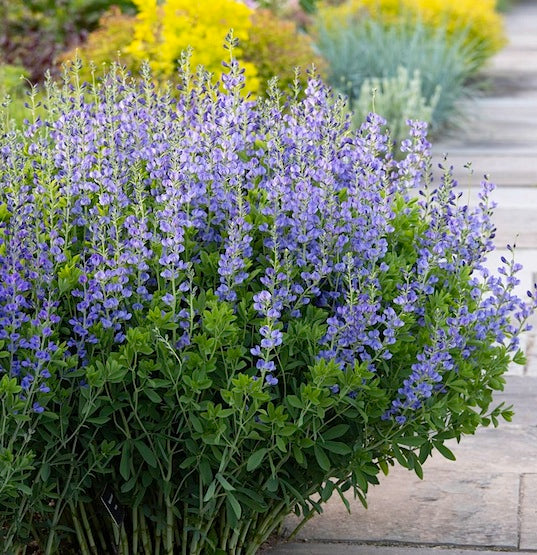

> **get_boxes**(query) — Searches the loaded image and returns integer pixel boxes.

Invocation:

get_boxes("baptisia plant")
[0,41,534,555]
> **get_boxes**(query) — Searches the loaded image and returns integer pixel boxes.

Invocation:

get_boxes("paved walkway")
[266,1,537,553]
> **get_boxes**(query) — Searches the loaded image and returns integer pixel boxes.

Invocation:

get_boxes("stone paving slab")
[491,210,537,248]
[471,96,537,112]
[281,470,520,548]
[520,474,537,551]
[436,135,537,151]
[460,187,537,208]
[422,427,537,475]
[523,333,537,377]
[435,128,537,150]
[431,154,537,188]
[265,545,537,555]
[495,376,537,423]
[489,57,537,76]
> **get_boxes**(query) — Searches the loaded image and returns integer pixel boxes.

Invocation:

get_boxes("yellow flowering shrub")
[318,0,506,68]
[127,0,260,93]
[58,1,326,95]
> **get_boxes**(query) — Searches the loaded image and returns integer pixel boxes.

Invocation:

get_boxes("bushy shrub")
[315,19,476,133]
[242,9,326,94]
[354,66,440,147]
[318,0,505,70]
[59,4,324,95]
[58,7,139,85]
[0,53,533,554]
[0,0,136,83]
[127,0,260,92]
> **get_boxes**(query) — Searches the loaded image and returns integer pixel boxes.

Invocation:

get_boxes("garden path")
[266,0,537,553]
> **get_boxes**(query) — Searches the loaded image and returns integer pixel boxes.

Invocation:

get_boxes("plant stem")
[228,526,241,553]
[69,500,91,555]
[132,506,139,555]
[181,503,189,555]
[221,521,231,552]
[287,506,315,541]
[165,495,174,554]
[154,520,162,555]
[249,500,288,555]
[238,512,256,550]
[86,500,108,552]
[120,523,129,555]
[78,502,99,555]
[112,521,120,551]
[174,525,181,549]
[139,509,152,555]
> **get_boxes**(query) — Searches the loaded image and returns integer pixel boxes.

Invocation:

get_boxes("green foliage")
[0,58,527,554]
[315,18,477,133]
[0,64,32,127]
[58,7,139,84]
[257,0,320,15]
[242,9,327,93]
[354,66,441,146]
[0,0,136,83]
[318,0,506,70]
[495,0,514,11]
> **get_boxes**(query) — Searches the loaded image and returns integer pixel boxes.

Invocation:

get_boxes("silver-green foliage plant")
[354,66,441,147]
[315,18,478,133]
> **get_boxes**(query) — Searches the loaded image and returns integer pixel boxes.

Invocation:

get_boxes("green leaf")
[398,435,425,448]
[265,476,279,492]
[513,349,527,366]
[434,442,456,461]
[216,473,235,491]
[87,415,110,425]
[246,448,267,471]
[17,484,32,495]
[121,476,137,493]
[40,462,51,482]
[322,424,349,440]
[378,459,389,476]
[418,442,432,464]
[414,461,424,479]
[134,440,158,468]
[144,388,162,403]
[321,480,335,502]
[292,443,305,466]
[276,436,287,453]
[190,414,204,434]
[391,443,407,467]
[353,470,368,491]
[119,443,131,481]
[199,459,212,484]
[314,445,331,472]
[286,395,303,409]
[203,481,216,502]
[323,441,351,455]
[227,492,242,520]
